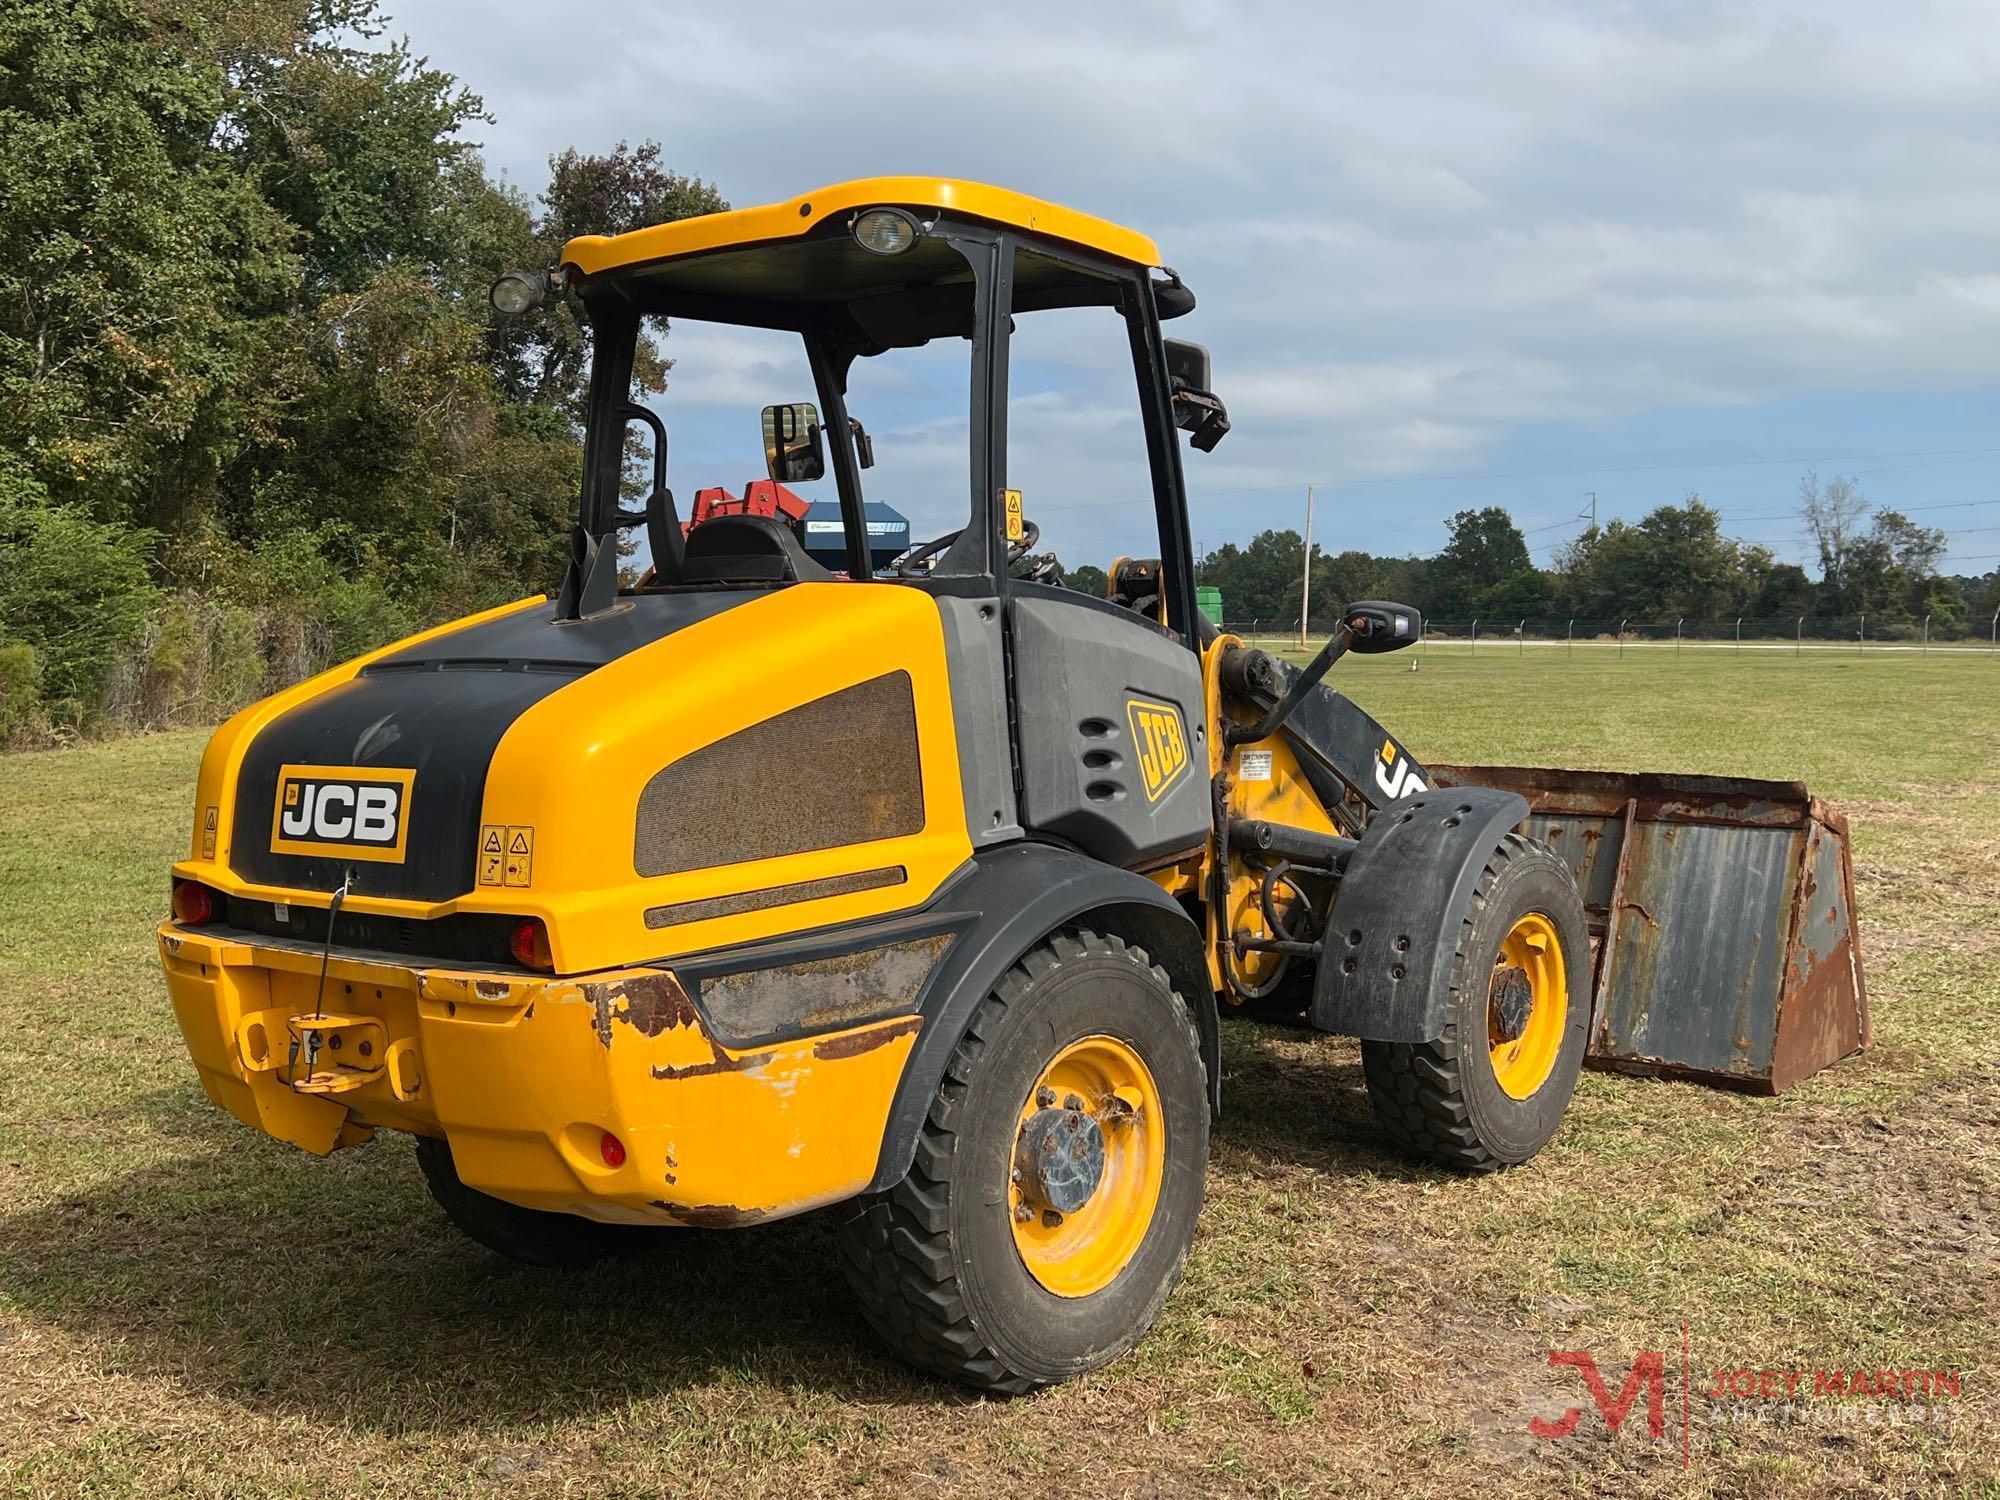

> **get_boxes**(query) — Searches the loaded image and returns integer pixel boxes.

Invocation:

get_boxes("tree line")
[1194,485,1998,636]
[0,0,721,743]
[6,4,1995,748]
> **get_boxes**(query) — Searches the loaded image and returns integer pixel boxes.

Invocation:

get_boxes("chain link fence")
[1219,611,2000,656]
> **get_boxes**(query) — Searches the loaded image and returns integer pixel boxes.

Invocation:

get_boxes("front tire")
[837,929,1209,1393]
[1361,833,1590,1171]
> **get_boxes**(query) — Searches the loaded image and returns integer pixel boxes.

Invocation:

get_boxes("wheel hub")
[1489,964,1534,1042]
[1015,1105,1106,1215]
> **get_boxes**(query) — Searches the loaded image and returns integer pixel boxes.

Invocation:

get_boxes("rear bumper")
[157,923,922,1226]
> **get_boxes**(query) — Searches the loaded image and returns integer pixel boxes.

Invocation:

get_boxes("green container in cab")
[1196,585,1223,623]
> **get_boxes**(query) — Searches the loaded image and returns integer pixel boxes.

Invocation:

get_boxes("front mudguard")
[1310,786,1530,1043]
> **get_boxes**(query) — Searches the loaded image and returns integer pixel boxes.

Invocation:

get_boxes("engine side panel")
[478,582,973,974]
[1009,586,1209,868]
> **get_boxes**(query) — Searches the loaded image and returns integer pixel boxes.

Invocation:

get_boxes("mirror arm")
[615,403,668,526]
[1172,387,1230,451]
[1223,625,1356,748]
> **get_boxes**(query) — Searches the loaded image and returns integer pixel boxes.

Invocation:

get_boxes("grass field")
[2,651,1996,1497]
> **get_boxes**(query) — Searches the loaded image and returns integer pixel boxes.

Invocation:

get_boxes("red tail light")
[171,879,217,926]
[509,917,553,971]
[599,1132,626,1168]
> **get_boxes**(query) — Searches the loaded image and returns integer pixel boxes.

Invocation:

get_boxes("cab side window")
[1004,251,1163,606]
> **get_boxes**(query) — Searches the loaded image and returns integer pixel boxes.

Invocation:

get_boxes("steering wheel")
[894,519,1041,576]
[1023,553,1064,586]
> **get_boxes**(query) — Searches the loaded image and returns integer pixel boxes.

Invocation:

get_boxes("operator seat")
[680,514,835,584]
[1108,556,1167,624]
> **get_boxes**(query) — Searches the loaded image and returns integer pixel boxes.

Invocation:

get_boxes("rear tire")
[836,929,1209,1393]
[1361,833,1589,1172]
[416,1135,656,1268]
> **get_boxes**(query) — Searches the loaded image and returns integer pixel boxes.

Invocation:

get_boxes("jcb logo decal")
[271,764,414,864]
[1126,697,1191,803]
[1374,738,1428,802]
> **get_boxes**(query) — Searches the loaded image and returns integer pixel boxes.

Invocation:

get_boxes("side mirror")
[1343,600,1423,654]
[1165,339,1230,452]
[762,402,825,483]
[1165,339,1210,392]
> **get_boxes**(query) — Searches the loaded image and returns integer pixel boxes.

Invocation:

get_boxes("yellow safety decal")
[1003,488,1025,543]
[1380,738,1396,764]
[477,824,505,886]
[503,826,535,887]
[270,764,415,864]
[1126,697,1191,803]
[201,805,219,860]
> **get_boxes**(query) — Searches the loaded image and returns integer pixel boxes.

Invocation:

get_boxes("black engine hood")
[229,590,755,901]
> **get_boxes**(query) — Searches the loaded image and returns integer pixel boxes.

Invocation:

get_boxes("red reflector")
[600,1132,626,1168]
[171,880,216,926]
[509,917,553,971]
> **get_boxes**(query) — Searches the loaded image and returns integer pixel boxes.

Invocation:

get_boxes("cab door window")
[1003,249,1165,610]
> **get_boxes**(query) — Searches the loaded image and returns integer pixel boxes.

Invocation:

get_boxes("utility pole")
[1299,484,1314,649]
[1585,491,1597,530]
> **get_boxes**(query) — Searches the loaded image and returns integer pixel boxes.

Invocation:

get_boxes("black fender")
[864,840,1219,1194]
[1310,785,1530,1043]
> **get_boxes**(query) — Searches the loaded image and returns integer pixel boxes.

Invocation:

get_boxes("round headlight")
[852,207,921,256]
[489,270,545,315]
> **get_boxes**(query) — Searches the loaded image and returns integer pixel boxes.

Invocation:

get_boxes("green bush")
[0,497,159,725]
[0,638,46,743]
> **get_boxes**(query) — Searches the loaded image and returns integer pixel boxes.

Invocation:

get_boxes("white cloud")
[405,0,2000,562]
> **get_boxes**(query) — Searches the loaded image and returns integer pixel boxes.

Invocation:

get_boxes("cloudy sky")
[401,1,2000,577]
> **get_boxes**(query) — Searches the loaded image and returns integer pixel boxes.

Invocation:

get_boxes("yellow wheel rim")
[1009,1035,1166,1299]
[1487,913,1568,1099]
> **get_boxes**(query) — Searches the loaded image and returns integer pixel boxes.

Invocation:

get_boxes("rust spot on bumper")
[650,1046,774,1082]
[582,970,700,1046]
[648,1200,769,1229]
[811,1014,923,1060]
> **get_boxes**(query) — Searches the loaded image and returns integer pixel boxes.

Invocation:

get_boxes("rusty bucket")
[1428,765,1868,1093]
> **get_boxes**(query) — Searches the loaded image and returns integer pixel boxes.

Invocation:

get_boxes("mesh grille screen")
[634,671,924,878]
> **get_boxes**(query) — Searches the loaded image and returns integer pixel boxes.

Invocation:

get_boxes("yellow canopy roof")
[560,176,1162,277]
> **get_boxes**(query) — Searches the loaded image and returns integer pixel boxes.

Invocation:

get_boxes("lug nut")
[1013,1203,1034,1222]
[1036,1086,1056,1107]
[1041,1209,1064,1229]
[1063,1093,1085,1111]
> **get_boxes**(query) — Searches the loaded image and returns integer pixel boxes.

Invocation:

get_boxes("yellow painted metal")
[160,583,969,1223]
[1489,912,1568,1099]
[169,583,973,973]
[1010,1035,1166,1298]
[477,581,969,973]
[1191,631,1351,1000]
[560,177,1162,277]
[158,923,922,1225]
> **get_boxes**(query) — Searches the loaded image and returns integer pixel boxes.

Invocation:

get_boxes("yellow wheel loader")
[160,179,1868,1393]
